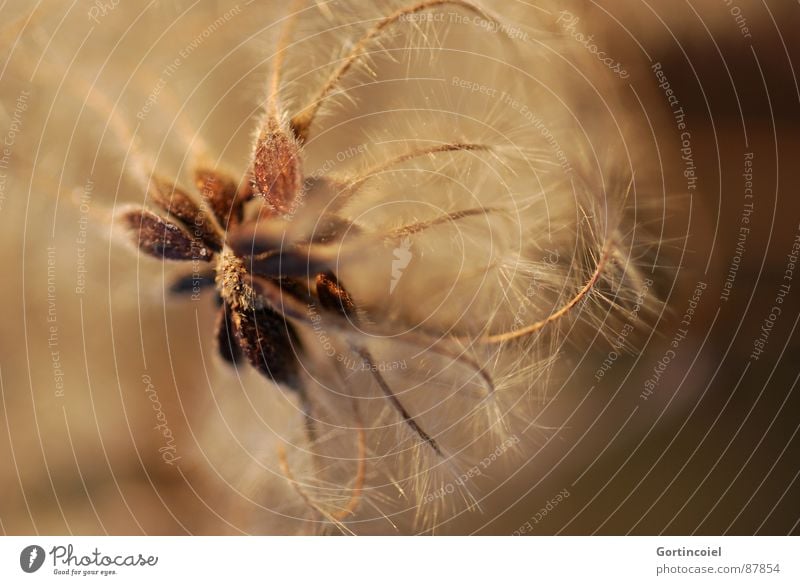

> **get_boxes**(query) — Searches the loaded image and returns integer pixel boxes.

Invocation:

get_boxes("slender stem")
[277,398,367,523]
[482,229,615,345]
[386,206,500,239]
[291,0,503,140]
[331,402,366,521]
[325,142,494,214]
[357,347,443,457]
[346,143,492,191]
[480,177,633,344]
[268,0,306,116]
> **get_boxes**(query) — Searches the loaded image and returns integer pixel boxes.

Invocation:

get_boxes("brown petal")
[119,207,213,262]
[252,116,303,215]
[195,168,246,229]
[149,179,223,252]
[231,304,301,389]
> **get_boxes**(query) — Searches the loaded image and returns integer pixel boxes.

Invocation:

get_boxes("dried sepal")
[252,115,303,215]
[148,178,223,252]
[119,207,213,262]
[195,168,245,229]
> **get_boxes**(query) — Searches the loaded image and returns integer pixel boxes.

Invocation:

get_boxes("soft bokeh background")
[0,0,797,534]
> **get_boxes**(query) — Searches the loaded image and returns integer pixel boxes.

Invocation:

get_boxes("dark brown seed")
[272,277,315,306]
[195,168,245,229]
[232,305,302,389]
[247,248,332,280]
[120,208,212,262]
[316,271,357,318]
[149,179,223,252]
[226,220,287,257]
[252,116,303,215]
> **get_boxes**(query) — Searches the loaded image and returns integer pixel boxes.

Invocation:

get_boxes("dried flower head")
[111,0,661,533]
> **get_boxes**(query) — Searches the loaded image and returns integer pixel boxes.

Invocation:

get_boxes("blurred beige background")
[0,0,797,534]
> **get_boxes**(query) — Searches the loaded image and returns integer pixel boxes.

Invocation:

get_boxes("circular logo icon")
[20,545,46,573]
